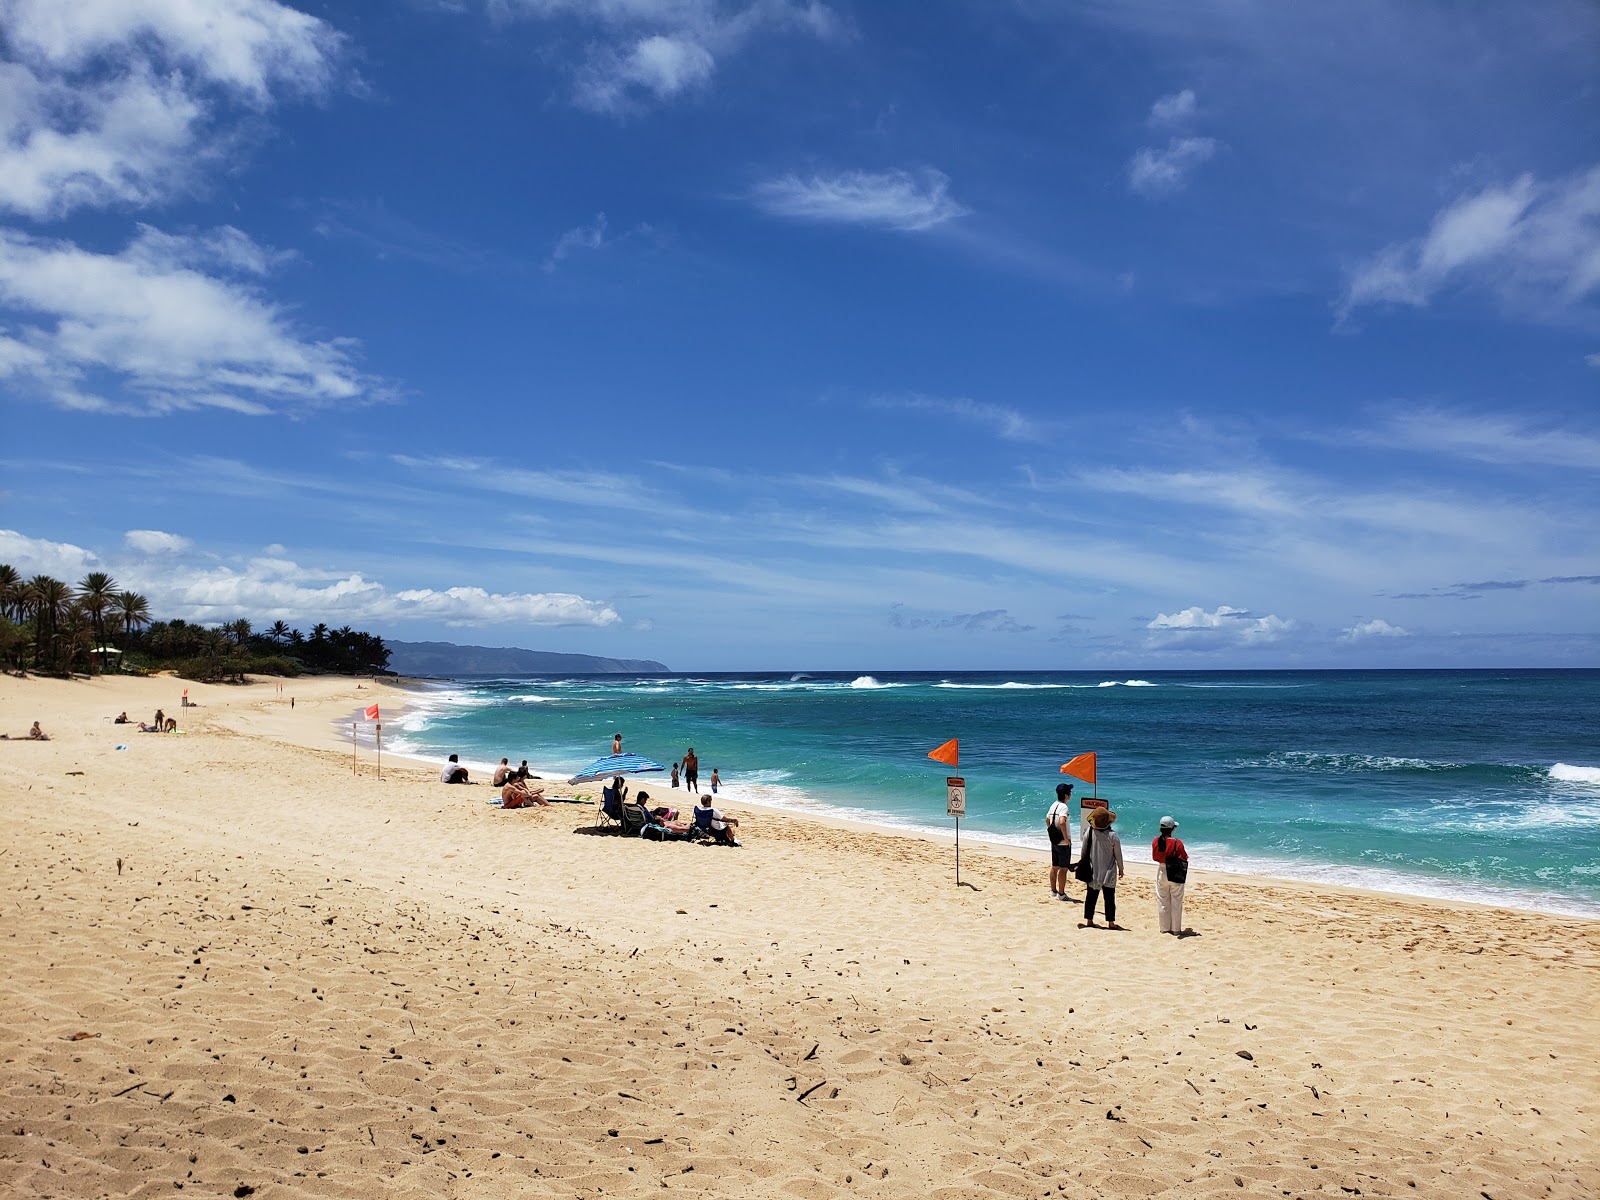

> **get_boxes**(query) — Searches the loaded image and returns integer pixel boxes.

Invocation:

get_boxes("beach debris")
[112,1081,146,1097]
[117,858,123,876]
[803,1043,818,1062]
[1235,1050,1254,1061]
[234,1187,255,1198]
[69,1031,99,1041]
[796,1080,827,1103]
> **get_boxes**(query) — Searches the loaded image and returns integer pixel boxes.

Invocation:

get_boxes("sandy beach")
[1,674,1596,1200]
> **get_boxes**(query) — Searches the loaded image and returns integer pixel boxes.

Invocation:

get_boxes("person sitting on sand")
[501,778,548,808]
[492,758,514,787]
[516,760,538,781]
[113,712,130,724]
[440,754,470,784]
[635,790,690,836]
[693,795,740,846]
[28,721,49,741]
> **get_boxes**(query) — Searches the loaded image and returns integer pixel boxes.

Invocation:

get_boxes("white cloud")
[751,167,967,231]
[500,0,840,113]
[1338,167,1600,322]
[0,527,98,578]
[1370,409,1600,471]
[868,393,1047,442]
[125,529,193,556]
[1342,618,1408,641]
[1127,136,1218,196]
[1148,88,1196,127]
[1148,604,1293,644]
[0,528,620,629]
[576,34,715,111]
[0,0,340,219]
[0,225,378,415]
[543,213,609,273]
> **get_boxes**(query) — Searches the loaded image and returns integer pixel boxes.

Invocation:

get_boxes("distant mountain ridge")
[386,640,668,676]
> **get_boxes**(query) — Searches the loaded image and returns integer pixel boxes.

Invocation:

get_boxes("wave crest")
[1551,763,1600,787]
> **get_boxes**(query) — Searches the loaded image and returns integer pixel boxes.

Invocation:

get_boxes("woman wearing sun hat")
[1078,807,1125,929]
[1151,816,1189,934]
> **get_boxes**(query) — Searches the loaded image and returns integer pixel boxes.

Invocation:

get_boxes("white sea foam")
[1096,679,1155,688]
[934,681,1075,690]
[849,675,900,689]
[1550,763,1600,787]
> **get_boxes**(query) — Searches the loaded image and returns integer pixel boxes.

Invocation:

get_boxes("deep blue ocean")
[382,669,1600,917]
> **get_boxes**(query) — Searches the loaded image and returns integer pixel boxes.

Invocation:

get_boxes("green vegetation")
[0,564,390,682]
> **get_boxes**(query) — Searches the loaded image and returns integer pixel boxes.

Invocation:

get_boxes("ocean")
[381,669,1600,917]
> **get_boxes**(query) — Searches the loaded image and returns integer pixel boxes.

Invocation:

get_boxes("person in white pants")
[1151,815,1189,934]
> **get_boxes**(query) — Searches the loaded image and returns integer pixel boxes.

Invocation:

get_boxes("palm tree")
[268,619,291,646]
[225,617,253,648]
[114,591,150,646]
[24,575,72,673]
[76,571,118,653]
[0,564,21,622]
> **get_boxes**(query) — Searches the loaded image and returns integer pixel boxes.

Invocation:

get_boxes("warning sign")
[946,776,966,817]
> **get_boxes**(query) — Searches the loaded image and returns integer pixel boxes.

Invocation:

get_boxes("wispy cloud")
[0,225,381,415]
[750,168,968,231]
[1127,136,1218,196]
[888,604,1035,634]
[867,393,1048,442]
[1338,167,1600,324]
[1147,87,1196,127]
[1367,408,1600,470]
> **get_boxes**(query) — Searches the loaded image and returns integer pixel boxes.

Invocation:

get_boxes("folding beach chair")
[596,785,623,831]
[619,802,650,838]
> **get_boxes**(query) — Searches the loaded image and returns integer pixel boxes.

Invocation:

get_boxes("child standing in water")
[710,768,721,794]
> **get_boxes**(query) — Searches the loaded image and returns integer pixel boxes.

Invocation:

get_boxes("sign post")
[947,776,966,887]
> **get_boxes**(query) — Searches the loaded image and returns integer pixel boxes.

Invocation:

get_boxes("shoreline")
[3,671,1597,1197]
[367,676,1600,921]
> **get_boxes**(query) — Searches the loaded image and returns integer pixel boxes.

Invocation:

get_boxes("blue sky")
[2,0,1597,670]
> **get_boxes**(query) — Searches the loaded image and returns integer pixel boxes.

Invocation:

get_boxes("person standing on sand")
[671,762,680,789]
[1152,816,1189,934]
[683,747,699,792]
[1079,808,1124,929]
[1045,782,1074,900]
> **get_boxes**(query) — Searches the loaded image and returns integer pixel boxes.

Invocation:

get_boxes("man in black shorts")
[1046,782,1075,900]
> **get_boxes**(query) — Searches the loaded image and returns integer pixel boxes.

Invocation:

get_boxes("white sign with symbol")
[946,775,966,817]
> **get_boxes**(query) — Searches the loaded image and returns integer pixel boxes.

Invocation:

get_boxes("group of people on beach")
[1047,781,1190,934]
[439,753,549,809]
[614,734,722,796]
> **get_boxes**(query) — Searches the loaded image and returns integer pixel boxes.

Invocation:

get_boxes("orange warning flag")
[927,738,959,768]
[1060,751,1096,785]
[364,703,380,721]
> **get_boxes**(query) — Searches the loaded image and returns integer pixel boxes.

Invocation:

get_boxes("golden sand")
[2,674,1596,1199]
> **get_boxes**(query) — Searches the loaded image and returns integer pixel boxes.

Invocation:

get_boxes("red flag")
[364,703,380,721]
[1060,751,1096,785]
[927,738,959,768]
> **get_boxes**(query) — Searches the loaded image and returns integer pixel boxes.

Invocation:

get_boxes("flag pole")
[376,723,382,780]
[352,722,358,776]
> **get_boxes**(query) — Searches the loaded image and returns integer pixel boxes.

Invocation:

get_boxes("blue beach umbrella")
[567,753,667,785]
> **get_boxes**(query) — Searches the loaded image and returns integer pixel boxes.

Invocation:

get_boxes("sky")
[1,0,1597,671]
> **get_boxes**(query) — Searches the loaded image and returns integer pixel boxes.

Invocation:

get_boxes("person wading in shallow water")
[683,747,699,792]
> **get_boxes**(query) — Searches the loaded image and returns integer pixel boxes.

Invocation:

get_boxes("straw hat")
[1089,808,1116,830]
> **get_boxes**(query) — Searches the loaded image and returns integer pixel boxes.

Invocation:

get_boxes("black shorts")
[1050,842,1073,869]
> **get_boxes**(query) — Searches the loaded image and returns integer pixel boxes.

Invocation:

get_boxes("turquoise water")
[382,670,1600,917]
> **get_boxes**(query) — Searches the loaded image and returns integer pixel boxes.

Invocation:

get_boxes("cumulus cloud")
[0,529,620,629]
[0,225,379,415]
[125,529,193,556]
[1148,88,1196,127]
[0,0,341,219]
[1338,167,1600,323]
[1127,136,1218,196]
[1342,617,1408,641]
[1147,604,1292,644]
[498,0,840,114]
[751,167,967,231]
[0,527,98,578]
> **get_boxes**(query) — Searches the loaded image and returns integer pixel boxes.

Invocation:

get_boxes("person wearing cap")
[1078,807,1125,929]
[1152,816,1190,934]
[1045,782,1075,900]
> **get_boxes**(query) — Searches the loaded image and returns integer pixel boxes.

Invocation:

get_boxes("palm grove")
[0,565,390,680]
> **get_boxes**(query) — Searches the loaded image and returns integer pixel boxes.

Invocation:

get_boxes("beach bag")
[1164,850,1188,884]
[1074,832,1095,884]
